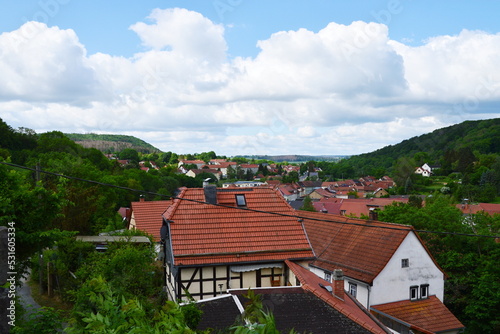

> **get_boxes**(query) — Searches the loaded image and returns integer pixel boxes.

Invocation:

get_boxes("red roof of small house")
[266,180,281,187]
[279,184,299,196]
[316,198,409,217]
[163,187,314,266]
[286,261,389,334]
[180,160,205,165]
[456,203,500,215]
[239,164,259,168]
[188,168,222,175]
[212,161,237,168]
[371,295,464,334]
[130,200,172,241]
[310,188,336,199]
[313,201,343,214]
[296,211,417,284]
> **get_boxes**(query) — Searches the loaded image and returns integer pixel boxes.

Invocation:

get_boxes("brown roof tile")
[296,211,413,284]
[287,260,389,334]
[371,295,464,333]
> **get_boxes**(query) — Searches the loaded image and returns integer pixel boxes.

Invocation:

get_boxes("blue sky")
[2,1,498,57]
[0,1,500,155]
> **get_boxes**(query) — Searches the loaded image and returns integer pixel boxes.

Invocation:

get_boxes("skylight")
[235,194,246,206]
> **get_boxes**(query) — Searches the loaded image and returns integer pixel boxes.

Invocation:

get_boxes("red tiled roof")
[163,187,314,266]
[212,161,237,168]
[286,260,389,334]
[456,203,500,215]
[310,188,336,198]
[316,198,410,218]
[296,211,413,284]
[188,168,222,175]
[371,295,464,333]
[313,202,342,214]
[130,200,172,241]
[180,160,205,165]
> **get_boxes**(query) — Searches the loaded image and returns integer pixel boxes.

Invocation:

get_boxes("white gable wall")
[370,231,444,307]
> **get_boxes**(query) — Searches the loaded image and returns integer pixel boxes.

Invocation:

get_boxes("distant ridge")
[235,155,348,162]
[66,133,161,154]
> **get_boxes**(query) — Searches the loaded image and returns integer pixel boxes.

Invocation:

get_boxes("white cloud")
[1,10,500,156]
[0,22,101,104]
[129,8,227,64]
[390,29,500,103]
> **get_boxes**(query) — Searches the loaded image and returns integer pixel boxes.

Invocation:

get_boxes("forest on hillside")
[314,118,500,203]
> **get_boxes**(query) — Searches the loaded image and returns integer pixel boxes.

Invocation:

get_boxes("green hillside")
[66,133,161,154]
[332,118,500,177]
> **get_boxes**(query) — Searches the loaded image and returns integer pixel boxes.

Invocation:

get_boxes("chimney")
[203,181,217,205]
[333,269,344,300]
[369,208,378,220]
[139,195,145,202]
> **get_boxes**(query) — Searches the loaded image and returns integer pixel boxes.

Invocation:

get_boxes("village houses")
[129,183,463,334]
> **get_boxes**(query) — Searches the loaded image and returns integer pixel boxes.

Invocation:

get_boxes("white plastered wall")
[370,231,444,307]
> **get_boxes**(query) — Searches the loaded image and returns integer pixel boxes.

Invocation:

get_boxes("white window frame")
[349,282,357,298]
[420,284,429,299]
[324,272,332,282]
[410,286,419,300]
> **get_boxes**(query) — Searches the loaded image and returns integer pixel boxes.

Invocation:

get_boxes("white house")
[297,211,464,334]
[415,163,433,177]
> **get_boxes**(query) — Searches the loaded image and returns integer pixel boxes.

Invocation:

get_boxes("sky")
[0,1,500,156]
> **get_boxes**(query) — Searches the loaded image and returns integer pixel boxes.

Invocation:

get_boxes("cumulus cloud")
[129,8,227,64]
[0,22,101,104]
[1,9,500,155]
[390,29,500,103]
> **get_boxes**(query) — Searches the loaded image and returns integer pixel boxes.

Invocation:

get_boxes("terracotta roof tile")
[163,187,314,266]
[130,200,172,241]
[371,296,464,333]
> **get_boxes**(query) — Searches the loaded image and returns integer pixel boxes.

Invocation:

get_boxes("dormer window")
[235,194,246,207]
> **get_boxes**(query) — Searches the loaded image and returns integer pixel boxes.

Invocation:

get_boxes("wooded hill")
[65,133,161,154]
[332,118,500,177]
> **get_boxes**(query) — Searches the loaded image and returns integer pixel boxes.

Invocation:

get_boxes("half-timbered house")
[158,185,314,301]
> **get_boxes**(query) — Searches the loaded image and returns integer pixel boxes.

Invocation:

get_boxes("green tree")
[118,148,140,162]
[378,197,499,333]
[300,196,316,212]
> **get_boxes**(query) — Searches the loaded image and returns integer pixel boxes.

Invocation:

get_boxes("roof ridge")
[163,187,187,220]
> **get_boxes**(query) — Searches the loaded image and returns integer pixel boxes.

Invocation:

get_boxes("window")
[324,272,332,282]
[420,284,429,299]
[349,283,357,298]
[410,286,418,300]
[235,194,246,206]
[401,258,409,268]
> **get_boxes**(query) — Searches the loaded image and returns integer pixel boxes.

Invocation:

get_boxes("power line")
[1,161,499,239]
